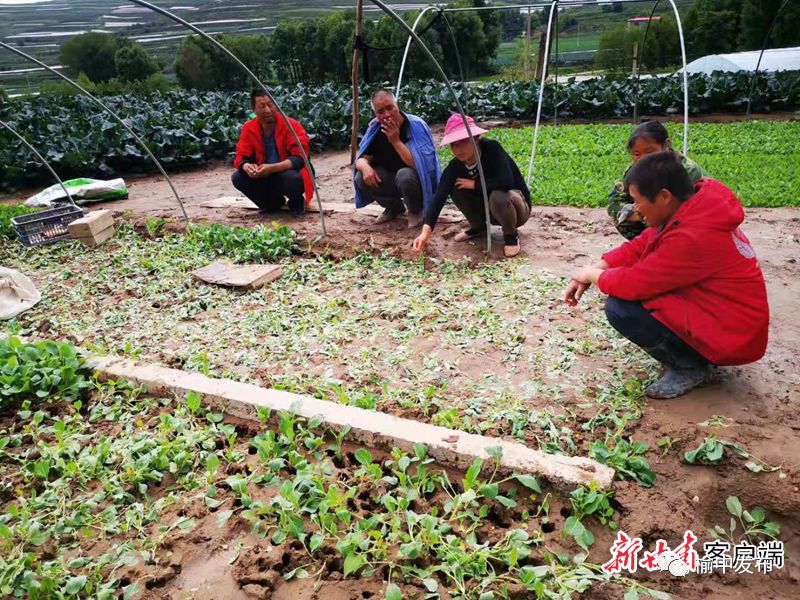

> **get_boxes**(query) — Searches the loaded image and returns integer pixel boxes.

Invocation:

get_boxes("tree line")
[55,1,517,92]
[51,0,800,94]
[684,0,800,59]
[177,1,515,88]
[595,0,800,72]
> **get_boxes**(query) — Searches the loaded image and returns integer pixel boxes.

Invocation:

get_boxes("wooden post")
[534,30,547,81]
[632,41,639,122]
[525,8,531,79]
[350,0,364,165]
[534,5,552,82]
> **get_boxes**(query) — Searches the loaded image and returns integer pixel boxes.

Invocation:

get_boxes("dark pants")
[231,169,304,212]
[605,297,711,370]
[355,166,423,214]
[452,188,531,240]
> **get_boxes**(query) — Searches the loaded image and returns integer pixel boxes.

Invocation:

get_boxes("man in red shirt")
[564,152,769,399]
[232,90,314,216]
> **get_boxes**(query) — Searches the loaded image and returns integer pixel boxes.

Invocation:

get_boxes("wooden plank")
[191,260,283,290]
[68,209,114,238]
[74,225,115,247]
[198,196,259,210]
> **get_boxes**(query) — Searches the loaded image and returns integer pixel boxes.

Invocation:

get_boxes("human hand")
[413,229,430,253]
[571,266,601,285]
[243,163,259,178]
[563,280,590,306]
[362,165,382,187]
[254,164,274,178]
[381,117,401,144]
[455,177,475,190]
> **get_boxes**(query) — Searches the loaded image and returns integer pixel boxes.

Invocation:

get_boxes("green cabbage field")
[1,75,798,206]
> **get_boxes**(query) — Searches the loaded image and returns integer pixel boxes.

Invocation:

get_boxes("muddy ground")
[2,146,800,599]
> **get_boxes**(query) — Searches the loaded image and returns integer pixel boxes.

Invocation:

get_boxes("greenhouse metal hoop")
[746,0,792,118]
[0,118,76,205]
[127,0,327,237]
[0,41,190,224]
[395,0,690,186]
[366,0,493,253]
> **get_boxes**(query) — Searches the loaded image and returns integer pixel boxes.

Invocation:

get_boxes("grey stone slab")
[87,355,615,490]
[191,260,283,289]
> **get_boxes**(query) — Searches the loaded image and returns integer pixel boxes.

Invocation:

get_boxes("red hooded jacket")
[234,116,314,205]
[597,178,769,366]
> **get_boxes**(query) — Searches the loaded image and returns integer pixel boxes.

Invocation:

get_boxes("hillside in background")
[1,0,696,94]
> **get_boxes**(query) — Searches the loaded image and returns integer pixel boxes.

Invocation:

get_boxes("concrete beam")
[87,355,615,490]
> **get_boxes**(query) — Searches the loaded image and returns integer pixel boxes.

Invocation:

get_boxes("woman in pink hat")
[413,113,531,257]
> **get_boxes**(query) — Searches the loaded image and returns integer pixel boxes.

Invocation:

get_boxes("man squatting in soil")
[564,151,769,399]
[353,89,441,228]
[232,90,315,216]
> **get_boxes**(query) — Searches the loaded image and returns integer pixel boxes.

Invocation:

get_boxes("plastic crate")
[11,204,85,247]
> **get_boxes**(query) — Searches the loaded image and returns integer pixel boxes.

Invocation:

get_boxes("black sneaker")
[288,198,306,217]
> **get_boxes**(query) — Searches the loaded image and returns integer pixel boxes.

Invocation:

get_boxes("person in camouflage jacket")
[608,121,704,240]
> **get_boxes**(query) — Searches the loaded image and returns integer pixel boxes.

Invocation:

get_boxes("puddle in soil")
[166,546,249,600]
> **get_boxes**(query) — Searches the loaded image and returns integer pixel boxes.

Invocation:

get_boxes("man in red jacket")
[564,152,769,399]
[232,90,314,216]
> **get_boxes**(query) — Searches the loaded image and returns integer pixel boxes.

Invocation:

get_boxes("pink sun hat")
[439,113,488,147]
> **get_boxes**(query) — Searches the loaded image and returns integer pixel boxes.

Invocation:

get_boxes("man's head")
[624,151,696,228]
[370,89,402,127]
[251,89,275,125]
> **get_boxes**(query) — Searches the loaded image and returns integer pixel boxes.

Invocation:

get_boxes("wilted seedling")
[656,435,680,456]
[699,414,733,428]
[684,435,782,473]
[710,496,781,544]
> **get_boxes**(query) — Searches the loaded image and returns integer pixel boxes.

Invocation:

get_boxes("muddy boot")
[645,366,712,399]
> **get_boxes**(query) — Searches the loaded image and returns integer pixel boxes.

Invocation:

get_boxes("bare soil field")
[1,147,799,599]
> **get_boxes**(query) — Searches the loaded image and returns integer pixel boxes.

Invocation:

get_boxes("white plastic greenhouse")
[681,46,800,74]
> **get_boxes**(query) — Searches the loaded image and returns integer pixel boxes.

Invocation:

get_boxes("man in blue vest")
[353,90,441,227]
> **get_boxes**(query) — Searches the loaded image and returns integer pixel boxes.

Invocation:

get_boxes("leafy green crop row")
[475,121,800,207]
[0,337,91,409]
[0,205,40,239]
[1,71,798,191]
[186,223,298,263]
[0,356,629,599]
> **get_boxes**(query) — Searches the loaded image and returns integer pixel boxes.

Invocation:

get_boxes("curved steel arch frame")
[0,41,189,224]
[527,2,557,183]
[368,0,494,253]
[0,118,76,206]
[634,0,662,122]
[530,0,689,183]
[127,0,326,237]
[746,0,792,118]
[396,8,467,102]
[634,0,689,155]
[395,0,691,184]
